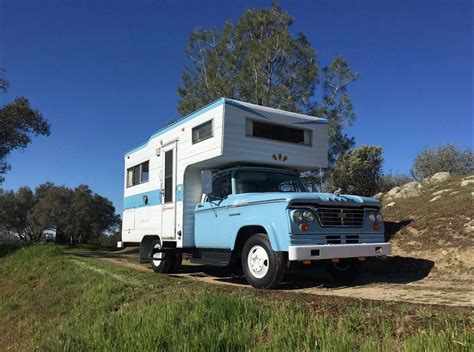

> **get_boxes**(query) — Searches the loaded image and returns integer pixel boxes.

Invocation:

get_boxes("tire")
[242,233,287,289]
[150,240,174,273]
[327,258,361,283]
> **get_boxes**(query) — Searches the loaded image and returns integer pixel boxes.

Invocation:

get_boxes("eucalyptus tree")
[177,1,358,169]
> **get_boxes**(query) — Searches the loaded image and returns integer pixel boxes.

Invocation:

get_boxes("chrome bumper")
[288,242,392,261]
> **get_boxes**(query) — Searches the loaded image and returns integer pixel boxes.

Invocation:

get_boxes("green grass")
[0,244,472,351]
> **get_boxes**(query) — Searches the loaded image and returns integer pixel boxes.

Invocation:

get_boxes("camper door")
[161,141,177,239]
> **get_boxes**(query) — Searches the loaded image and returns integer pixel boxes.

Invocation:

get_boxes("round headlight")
[303,210,314,222]
[293,210,303,223]
[368,214,376,223]
[376,214,383,223]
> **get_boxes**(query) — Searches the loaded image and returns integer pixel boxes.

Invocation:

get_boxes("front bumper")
[288,242,391,261]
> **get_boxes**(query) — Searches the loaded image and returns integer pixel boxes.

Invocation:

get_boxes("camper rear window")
[246,119,311,146]
[192,120,213,144]
[127,161,149,187]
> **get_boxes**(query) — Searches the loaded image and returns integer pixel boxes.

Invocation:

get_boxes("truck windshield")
[234,170,307,194]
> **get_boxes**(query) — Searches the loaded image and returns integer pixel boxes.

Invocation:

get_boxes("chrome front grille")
[316,207,365,227]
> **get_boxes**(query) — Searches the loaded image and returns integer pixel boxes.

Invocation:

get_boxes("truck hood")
[229,192,381,208]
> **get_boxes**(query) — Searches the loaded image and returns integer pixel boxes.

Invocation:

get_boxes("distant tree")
[30,184,120,245]
[0,68,51,184]
[328,145,384,196]
[0,186,46,241]
[0,183,120,244]
[411,144,473,180]
[177,1,357,167]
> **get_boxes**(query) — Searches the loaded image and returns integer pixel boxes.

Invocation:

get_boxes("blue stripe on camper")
[123,189,162,209]
[224,99,269,119]
[125,98,226,156]
[123,184,185,209]
[176,184,184,201]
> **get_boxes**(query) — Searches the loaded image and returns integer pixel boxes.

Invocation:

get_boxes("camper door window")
[127,161,149,187]
[192,120,213,144]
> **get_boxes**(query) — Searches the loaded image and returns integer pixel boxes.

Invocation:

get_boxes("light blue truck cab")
[190,166,390,288]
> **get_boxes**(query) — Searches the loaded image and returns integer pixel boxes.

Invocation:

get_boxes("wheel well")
[233,225,267,256]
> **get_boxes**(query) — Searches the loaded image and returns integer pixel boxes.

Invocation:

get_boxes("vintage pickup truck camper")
[120,98,391,288]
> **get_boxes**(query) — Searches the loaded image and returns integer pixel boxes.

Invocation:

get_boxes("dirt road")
[72,247,473,307]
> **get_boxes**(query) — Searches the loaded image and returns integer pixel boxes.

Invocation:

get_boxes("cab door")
[194,173,232,248]
[161,142,177,239]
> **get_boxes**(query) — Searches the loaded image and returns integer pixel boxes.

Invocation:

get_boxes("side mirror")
[201,170,213,195]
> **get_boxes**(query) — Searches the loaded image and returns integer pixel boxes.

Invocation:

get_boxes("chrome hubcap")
[247,245,269,279]
[152,243,162,266]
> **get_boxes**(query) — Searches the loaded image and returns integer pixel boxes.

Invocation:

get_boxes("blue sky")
[1,0,472,213]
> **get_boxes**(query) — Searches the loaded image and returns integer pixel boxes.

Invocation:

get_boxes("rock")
[430,172,451,183]
[398,181,422,198]
[384,202,396,208]
[432,189,452,196]
[429,195,442,202]
[394,192,403,199]
[462,175,474,180]
[461,179,474,187]
[373,192,384,200]
[387,186,401,196]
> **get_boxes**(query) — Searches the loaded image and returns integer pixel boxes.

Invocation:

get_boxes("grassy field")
[0,245,472,351]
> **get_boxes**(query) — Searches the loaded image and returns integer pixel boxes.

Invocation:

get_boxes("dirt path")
[71,248,473,307]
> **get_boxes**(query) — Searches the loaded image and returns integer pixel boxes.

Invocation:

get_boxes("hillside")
[380,173,473,282]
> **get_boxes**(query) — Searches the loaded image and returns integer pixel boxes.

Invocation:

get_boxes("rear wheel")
[150,240,174,273]
[327,258,361,282]
[242,233,286,289]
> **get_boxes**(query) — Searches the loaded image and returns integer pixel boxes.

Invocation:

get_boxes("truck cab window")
[209,174,232,199]
[235,170,307,194]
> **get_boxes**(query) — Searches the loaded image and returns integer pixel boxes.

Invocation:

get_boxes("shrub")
[378,172,413,193]
[411,144,473,180]
[328,145,383,196]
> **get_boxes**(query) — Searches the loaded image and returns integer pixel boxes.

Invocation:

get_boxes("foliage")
[378,172,414,193]
[328,145,384,196]
[177,1,358,166]
[0,245,471,351]
[411,144,473,180]
[0,186,45,242]
[0,69,51,184]
[0,183,119,244]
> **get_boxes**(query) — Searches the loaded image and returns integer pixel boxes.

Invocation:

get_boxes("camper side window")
[126,161,149,187]
[246,119,312,146]
[192,120,213,144]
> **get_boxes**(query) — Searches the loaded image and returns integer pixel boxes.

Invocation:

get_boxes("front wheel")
[242,233,287,289]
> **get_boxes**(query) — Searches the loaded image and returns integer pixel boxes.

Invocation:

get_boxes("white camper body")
[122,98,328,248]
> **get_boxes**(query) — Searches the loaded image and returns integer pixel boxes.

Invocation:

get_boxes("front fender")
[230,204,290,252]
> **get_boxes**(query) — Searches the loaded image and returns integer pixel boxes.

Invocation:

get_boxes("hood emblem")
[333,188,342,196]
